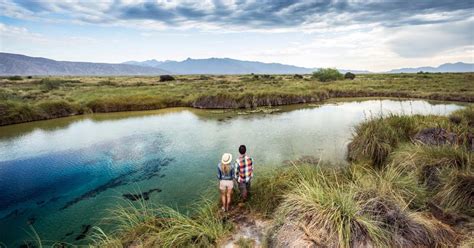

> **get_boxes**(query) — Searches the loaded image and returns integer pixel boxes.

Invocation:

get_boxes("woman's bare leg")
[226,189,232,211]
[220,190,226,210]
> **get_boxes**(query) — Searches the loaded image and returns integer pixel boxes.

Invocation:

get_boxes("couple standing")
[217,145,253,212]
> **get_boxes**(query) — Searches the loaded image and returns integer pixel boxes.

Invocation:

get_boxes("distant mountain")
[0,53,170,76]
[123,59,165,67]
[124,57,316,74]
[389,62,474,73]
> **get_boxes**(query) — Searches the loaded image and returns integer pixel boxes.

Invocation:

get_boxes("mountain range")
[123,57,316,74]
[0,53,169,76]
[0,52,472,76]
[388,62,474,73]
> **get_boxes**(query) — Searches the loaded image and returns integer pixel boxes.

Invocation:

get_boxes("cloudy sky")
[0,0,473,71]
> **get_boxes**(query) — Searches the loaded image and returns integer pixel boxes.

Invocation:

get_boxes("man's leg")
[246,181,251,200]
[239,182,248,202]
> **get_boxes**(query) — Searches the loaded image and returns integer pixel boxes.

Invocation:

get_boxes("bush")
[7,75,23,81]
[344,72,356,80]
[159,75,175,82]
[40,79,65,91]
[293,74,303,79]
[312,68,343,82]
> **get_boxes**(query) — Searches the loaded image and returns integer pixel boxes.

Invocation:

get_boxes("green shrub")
[312,68,343,82]
[344,72,356,80]
[159,75,175,82]
[7,75,23,80]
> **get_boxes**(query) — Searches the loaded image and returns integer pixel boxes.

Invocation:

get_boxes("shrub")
[344,72,356,80]
[159,75,175,82]
[39,79,65,91]
[293,74,303,79]
[312,68,343,82]
[7,75,23,80]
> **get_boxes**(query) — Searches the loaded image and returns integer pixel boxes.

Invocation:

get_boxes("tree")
[312,68,343,82]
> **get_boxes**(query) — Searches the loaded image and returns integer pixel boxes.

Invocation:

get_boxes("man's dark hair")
[239,145,246,155]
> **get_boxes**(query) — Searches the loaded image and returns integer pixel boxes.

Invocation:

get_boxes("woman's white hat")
[221,153,232,164]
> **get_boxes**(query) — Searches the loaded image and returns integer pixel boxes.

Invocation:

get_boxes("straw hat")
[221,153,232,164]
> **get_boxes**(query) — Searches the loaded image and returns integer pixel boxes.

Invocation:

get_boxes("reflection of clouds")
[0,100,464,163]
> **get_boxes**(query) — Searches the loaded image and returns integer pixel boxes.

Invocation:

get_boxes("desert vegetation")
[0,73,473,125]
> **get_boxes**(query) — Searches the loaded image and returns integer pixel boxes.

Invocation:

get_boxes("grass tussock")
[348,115,415,167]
[268,164,458,247]
[91,198,232,248]
[435,171,474,216]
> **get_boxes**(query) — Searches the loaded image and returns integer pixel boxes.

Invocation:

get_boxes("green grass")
[0,73,472,125]
[90,198,232,247]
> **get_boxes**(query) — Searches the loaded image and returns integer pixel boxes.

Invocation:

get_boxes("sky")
[0,0,473,72]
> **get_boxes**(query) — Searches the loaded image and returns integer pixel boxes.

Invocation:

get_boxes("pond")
[0,99,465,245]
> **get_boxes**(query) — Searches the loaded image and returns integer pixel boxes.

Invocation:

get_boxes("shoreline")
[1,94,472,127]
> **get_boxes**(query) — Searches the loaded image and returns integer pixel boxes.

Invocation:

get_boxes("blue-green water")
[0,99,464,246]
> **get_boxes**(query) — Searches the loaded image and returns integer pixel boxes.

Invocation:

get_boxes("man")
[234,145,253,203]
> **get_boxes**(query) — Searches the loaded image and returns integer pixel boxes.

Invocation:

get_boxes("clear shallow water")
[0,99,464,245]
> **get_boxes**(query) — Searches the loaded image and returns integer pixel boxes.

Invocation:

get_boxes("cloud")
[3,0,473,31]
[388,19,474,58]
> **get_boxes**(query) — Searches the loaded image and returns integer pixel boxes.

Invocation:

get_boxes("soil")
[221,206,272,248]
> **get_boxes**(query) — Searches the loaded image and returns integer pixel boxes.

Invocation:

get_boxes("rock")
[122,188,162,201]
[413,128,457,146]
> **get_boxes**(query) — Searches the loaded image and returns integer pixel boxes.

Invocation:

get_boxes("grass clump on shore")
[91,199,232,247]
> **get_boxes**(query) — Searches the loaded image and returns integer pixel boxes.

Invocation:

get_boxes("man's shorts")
[219,180,234,191]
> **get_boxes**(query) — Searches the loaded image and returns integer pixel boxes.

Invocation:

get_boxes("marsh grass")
[90,197,232,248]
[1,73,472,125]
[436,171,474,216]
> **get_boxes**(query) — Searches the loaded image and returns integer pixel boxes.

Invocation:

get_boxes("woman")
[217,153,234,212]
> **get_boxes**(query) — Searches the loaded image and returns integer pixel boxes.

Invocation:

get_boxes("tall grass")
[90,198,232,247]
[348,116,404,167]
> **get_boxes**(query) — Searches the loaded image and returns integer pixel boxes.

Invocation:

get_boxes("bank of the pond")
[86,106,473,247]
[1,73,473,126]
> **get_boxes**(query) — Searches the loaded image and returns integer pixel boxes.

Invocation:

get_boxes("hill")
[0,53,170,76]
